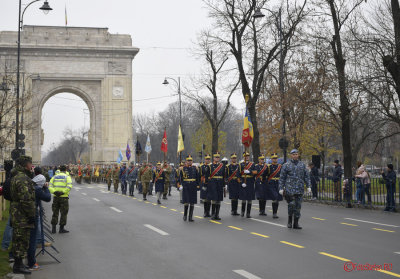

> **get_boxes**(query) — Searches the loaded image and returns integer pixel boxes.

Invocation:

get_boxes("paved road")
[28,182,400,279]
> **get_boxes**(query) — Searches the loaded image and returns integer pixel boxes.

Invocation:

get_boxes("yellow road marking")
[195,216,203,219]
[372,228,395,233]
[318,252,351,262]
[138,200,142,202]
[170,209,177,212]
[340,222,358,227]
[132,197,137,200]
[228,226,243,231]
[152,203,157,205]
[377,269,400,278]
[280,241,304,248]
[251,232,269,238]
[160,206,167,208]
[181,211,184,214]
[145,201,150,204]
[210,220,222,224]
[312,217,326,221]
[268,210,273,212]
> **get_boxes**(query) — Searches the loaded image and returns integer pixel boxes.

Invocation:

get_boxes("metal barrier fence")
[303,176,399,208]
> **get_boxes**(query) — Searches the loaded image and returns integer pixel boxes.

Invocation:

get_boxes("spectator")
[382,164,397,212]
[355,162,365,204]
[308,162,319,200]
[27,167,51,271]
[332,160,343,202]
[355,165,371,205]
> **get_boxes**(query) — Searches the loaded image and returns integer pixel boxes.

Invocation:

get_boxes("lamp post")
[253,7,288,163]
[14,0,52,159]
[162,77,182,161]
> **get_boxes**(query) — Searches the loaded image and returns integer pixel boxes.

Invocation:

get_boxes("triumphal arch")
[0,25,139,164]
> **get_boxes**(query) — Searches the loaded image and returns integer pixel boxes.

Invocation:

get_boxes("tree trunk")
[211,123,219,155]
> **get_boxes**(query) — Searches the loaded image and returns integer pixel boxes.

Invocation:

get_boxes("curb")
[4,273,24,279]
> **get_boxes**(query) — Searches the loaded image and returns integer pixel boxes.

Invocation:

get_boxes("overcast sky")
[0,0,247,154]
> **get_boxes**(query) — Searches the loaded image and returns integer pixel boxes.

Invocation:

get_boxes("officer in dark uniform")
[153,162,166,204]
[178,155,200,222]
[239,152,257,218]
[200,154,211,217]
[264,153,283,218]
[207,152,226,220]
[226,153,240,215]
[254,154,268,216]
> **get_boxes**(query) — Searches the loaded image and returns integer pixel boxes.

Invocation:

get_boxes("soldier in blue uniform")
[254,154,268,216]
[265,153,283,218]
[239,152,257,218]
[279,149,311,229]
[226,153,240,216]
[200,154,211,217]
[153,162,166,204]
[178,155,200,222]
[207,152,226,220]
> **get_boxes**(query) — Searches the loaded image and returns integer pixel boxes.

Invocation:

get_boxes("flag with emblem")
[126,142,131,161]
[161,128,168,154]
[145,134,152,154]
[117,150,123,163]
[177,125,184,154]
[242,108,254,148]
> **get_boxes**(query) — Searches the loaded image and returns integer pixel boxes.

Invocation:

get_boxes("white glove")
[202,186,207,191]
[307,187,311,194]
[244,170,250,174]
[279,190,284,195]
[179,186,183,191]
[242,183,247,188]
[150,180,152,183]
[224,185,228,189]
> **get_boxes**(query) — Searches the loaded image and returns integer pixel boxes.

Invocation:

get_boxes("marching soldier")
[178,155,200,222]
[239,152,257,218]
[105,166,112,191]
[162,162,172,200]
[279,149,311,229]
[264,153,283,218]
[200,154,211,217]
[226,153,240,216]
[127,162,137,196]
[153,162,166,204]
[176,162,185,204]
[119,163,128,195]
[254,154,268,216]
[112,164,120,193]
[207,152,226,221]
[139,162,152,201]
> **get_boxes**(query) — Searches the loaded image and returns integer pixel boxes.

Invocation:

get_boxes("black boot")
[231,200,240,216]
[211,203,216,218]
[241,201,246,217]
[52,225,57,234]
[246,202,252,218]
[163,194,167,200]
[204,202,211,217]
[13,257,31,275]
[272,202,279,219]
[259,200,267,216]
[212,204,221,220]
[59,225,70,233]
[183,205,189,221]
[143,193,147,201]
[287,215,293,228]
[157,199,161,204]
[293,217,302,229]
[188,205,194,222]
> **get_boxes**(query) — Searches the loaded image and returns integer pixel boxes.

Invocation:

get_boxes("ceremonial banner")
[242,108,254,147]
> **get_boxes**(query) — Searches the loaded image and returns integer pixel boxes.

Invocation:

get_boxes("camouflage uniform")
[139,164,152,200]
[163,164,172,199]
[112,166,120,192]
[10,163,36,259]
[105,167,112,191]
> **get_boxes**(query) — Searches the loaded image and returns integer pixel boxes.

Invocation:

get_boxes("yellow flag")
[95,166,99,177]
[177,124,184,154]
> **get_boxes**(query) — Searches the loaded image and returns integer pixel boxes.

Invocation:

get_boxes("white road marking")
[74,187,82,190]
[395,252,400,255]
[93,198,100,202]
[81,193,87,196]
[100,190,109,193]
[344,218,400,228]
[87,186,94,189]
[110,207,122,213]
[251,218,286,228]
[233,269,262,279]
[144,224,169,236]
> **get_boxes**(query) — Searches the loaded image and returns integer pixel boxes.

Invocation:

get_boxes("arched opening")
[40,92,92,165]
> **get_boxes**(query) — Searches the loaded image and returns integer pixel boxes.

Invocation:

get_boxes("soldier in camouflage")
[10,155,36,275]
[279,149,311,229]
[112,164,120,193]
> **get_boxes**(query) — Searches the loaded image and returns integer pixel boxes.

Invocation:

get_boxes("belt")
[184,179,196,182]
[211,176,223,179]
[270,178,279,180]
[242,175,253,178]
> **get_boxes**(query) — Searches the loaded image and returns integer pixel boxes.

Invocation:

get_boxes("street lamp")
[14,0,52,160]
[254,7,288,163]
[162,77,182,160]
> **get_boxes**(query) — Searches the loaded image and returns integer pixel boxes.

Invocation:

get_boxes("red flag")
[78,165,82,176]
[161,128,168,153]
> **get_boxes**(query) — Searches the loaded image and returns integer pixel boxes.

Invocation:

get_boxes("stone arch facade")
[0,25,139,164]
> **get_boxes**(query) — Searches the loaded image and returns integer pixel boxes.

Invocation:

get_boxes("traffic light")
[198,151,203,158]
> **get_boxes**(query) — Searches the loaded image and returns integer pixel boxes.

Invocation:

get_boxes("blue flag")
[117,150,123,163]
[145,134,152,153]
[126,143,131,161]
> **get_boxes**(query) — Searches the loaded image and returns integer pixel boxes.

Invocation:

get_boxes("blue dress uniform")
[226,153,240,215]
[239,152,256,218]
[178,156,200,222]
[254,155,269,216]
[152,163,166,204]
[264,153,283,219]
[200,154,211,217]
[207,152,226,220]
